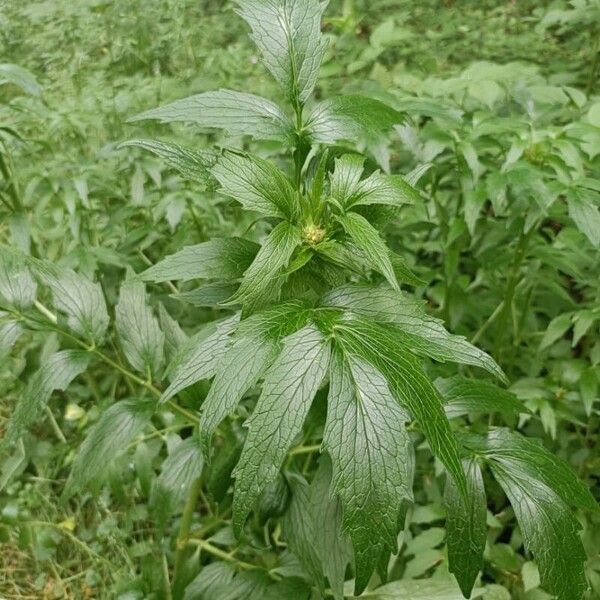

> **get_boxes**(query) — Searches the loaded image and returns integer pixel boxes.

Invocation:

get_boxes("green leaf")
[322,285,506,382]
[31,260,109,343]
[0,63,41,96]
[212,150,299,219]
[150,436,204,530]
[282,457,352,600]
[306,95,403,146]
[337,212,398,289]
[490,462,588,600]
[539,313,572,350]
[172,282,238,307]
[325,348,413,594]
[184,563,235,600]
[186,568,270,600]
[361,578,483,599]
[566,186,600,248]
[158,304,187,360]
[115,279,164,376]
[329,154,419,208]
[0,251,36,309]
[464,428,597,511]
[232,324,330,535]
[119,139,217,188]
[128,89,291,141]
[161,315,239,402]
[228,221,302,312]
[333,318,467,499]
[329,154,366,205]
[140,238,260,283]
[436,376,524,419]
[310,456,352,598]
[1,350,91,451]
[234,0,327,104]
[0,320,23,359]
[200,332,278,456]
[444,458,487,598]
[66,399,154,494]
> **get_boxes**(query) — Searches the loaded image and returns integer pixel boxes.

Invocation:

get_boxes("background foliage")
[1,0,599,598]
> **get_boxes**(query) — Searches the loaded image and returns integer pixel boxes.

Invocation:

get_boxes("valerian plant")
[0,2,597,599]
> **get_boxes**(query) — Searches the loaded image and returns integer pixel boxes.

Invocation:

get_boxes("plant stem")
[5,302,200,426]
[44,406,67,443]
[172,477,202,597]
[493,227,532,360]
[186,538,257,571]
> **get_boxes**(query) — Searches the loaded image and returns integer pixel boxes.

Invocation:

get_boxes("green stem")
[172,477,202,598]
[5,302,200,426]
[493,228,532,360]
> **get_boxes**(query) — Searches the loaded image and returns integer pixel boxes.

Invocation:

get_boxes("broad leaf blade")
[307,95,403,146]
[232,324,330,535]
[322,284,506,382]
[119,139,217,188]
[491,463,588,600]
[140,238,260,283]
[161,315,239,402]
[1,350,91,450]
[325,349,413,594]
[234,0,327,104]
[337,212,398,289]
[362,578,482,599]
[229,221,302,312]
[566,186,600,248]
[213,150,299,219]
[31,260,109,343]
[116,279,164,376]
[150,436,204,531]
[335,318,467,499]
[0,251,36,309]
[128,89,291,141]
[444,458,486,598]
[436,376,524,419]
[65,398,154,495]
[200,332,278,456]
[465,428,597,511]
[0,320,24,359]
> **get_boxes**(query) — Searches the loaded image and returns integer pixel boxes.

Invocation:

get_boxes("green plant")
[1,2,598,599]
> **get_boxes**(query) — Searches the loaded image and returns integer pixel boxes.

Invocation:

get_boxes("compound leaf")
[322,284,506,382]
[334,318,467,500]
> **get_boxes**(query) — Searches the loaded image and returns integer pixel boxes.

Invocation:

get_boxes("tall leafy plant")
[0,2,596,598]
